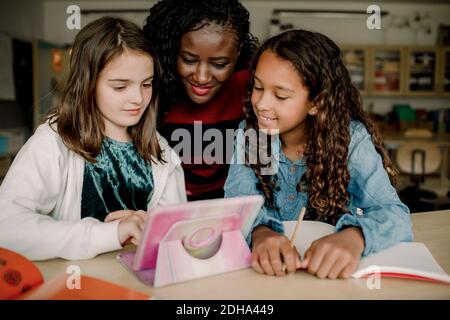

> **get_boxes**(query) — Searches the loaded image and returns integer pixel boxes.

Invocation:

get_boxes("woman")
[143,0,257,200]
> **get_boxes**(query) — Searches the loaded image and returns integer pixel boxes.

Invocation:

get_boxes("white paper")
[283,220,450,283]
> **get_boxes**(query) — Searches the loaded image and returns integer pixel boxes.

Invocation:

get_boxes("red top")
[159,70,248,200]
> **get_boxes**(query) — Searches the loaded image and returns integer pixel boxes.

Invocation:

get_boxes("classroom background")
[1,0,450,213]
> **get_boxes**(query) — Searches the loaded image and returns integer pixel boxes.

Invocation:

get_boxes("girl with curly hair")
[143,0,258,201]
[224,29,413,279]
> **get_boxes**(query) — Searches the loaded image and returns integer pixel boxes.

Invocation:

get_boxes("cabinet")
[341,46,369,95]
[369,46,405,95]
[340,45,450,97]
[405,47,438,95]
[438,47,450,96]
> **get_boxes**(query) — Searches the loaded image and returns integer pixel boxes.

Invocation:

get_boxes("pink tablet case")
[117,195,264,287]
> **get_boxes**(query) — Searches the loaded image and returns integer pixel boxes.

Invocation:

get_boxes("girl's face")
[177,22,240,104]
[251,50,317,138]
[95,49,154,142]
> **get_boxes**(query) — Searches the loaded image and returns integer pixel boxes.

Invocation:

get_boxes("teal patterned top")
[81,137,154,221]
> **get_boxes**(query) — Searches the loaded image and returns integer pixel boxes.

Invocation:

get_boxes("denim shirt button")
[288,194,295,201]
[290,166,296,173]
[356,208,364,215]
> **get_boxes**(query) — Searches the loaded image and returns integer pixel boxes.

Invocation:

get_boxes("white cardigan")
[0,123,186,261]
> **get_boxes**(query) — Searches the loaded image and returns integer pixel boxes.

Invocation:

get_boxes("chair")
[396,129,450,212]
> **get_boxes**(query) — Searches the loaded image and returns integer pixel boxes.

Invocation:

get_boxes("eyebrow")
[254,75,296,93]
[180,50,230,61]
[108,75,154,82]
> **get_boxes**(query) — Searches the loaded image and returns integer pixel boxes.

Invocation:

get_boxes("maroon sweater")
[159,70,248,200]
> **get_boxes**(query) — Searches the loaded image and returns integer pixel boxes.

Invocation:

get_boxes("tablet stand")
[117,229,252,288]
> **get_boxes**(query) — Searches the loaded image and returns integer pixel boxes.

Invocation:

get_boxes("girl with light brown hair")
[0,17,186,260]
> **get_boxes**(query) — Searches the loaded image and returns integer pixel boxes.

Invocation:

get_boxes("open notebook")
[283,220,450,284]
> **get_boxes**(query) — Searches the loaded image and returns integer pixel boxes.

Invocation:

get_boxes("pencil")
[281,206,306,273]
[289,206,306,247]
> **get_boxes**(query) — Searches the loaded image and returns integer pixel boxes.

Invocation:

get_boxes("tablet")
[132,195,264,271]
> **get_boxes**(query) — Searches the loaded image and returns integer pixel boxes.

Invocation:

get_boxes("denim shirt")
[224,120,414,257]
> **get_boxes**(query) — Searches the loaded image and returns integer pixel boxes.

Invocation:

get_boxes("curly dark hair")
[143,0,258,122]
[243,30,398,225]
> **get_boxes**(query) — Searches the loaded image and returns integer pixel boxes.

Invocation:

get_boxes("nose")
[192,62,211,84]
[129,86,144,105]
[254,91,271,112]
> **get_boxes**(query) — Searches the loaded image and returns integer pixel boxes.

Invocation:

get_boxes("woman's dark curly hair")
[243,30,397,225]
[143,0,258,122]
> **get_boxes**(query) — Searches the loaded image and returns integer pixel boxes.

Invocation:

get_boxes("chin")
[187,92,212,104]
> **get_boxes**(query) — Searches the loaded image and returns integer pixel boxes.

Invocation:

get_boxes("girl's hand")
[105,209,147,222]
[117,213,147,246]
[251,225,302,276]
[301,227,365,279]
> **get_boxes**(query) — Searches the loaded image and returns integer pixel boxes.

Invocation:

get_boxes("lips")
[123,108,141,115]
[256,113,278,127]
[259,115,277,121]
[190,84,214,96]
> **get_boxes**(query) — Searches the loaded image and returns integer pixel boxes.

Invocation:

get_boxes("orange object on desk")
[0,247,149,300]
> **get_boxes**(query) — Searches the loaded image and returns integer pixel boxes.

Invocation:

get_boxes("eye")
[113,86,126,92]
[181,57,196,64]
[275,95,288,100]
[253,86,263,91]
[212,62,229,69]
[142,83,153,88]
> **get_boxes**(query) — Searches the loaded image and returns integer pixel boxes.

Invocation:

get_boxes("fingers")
[118,214,146,246]
[302,247,359,279]
[134,210,148,221]
[252,247,298,276]
[280,244,299,274]
[105,209,147,223]
[305,244,326,276]
[301,250,311,269]
[268,247,286,276]
[251,251,265,274]
[105,210,132,222]
[315,250,339,279]
[327,257,349,280]
[259,250,276,276]
[338,260,359,279]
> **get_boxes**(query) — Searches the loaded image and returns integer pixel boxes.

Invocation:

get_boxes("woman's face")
[177,22,240,104]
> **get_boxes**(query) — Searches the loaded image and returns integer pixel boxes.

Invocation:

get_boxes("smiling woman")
[143,0,258,201]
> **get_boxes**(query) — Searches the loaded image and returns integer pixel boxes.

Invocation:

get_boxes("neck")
[281,123,308,150]
[280,123,308,161]
[104,127,131,143]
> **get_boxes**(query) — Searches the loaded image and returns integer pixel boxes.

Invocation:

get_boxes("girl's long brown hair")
[48,16,163,163]
[243,30,397,225]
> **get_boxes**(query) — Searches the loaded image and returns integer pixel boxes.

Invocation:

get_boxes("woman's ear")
[308,105,318,116]
[235,42,243,60]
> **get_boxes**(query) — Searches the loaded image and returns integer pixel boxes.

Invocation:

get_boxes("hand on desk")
[105,210,147,246]
[301,227,365,279]
[251,225,301,276]
[251,225,365,279]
